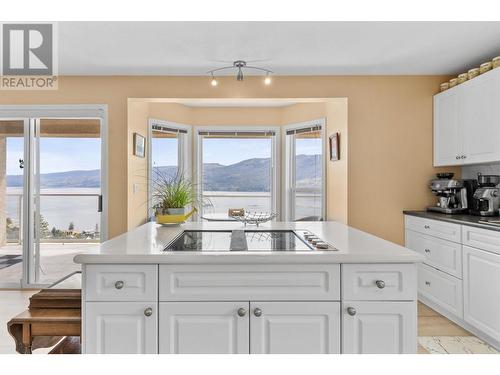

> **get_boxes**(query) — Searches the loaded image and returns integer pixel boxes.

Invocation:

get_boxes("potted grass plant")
[151,170,197,217]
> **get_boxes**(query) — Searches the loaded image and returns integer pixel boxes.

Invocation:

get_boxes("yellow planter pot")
[156,207,197,225]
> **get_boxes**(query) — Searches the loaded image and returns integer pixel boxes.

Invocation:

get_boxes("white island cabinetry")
[77,221,423,354]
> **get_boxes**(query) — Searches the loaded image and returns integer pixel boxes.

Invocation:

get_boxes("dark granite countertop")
[403,210,500,232]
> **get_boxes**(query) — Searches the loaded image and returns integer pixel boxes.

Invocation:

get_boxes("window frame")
[194,125,281,219]
[147,118,192,218]
[282,118,327,221]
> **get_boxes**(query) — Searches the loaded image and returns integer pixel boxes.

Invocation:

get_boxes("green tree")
[39,215,50,238]
[68,222,75,231]
[51,226,57,238]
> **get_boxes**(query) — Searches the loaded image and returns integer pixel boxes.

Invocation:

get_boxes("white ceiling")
[58,22,500,75]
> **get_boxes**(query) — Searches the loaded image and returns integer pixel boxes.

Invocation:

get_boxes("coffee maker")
[427,173,477,214]
[471,173,500,216]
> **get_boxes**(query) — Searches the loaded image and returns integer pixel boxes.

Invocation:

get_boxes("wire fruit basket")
[232,211,278,226]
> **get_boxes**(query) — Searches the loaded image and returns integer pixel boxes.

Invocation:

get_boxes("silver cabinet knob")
[115,280,124,289]
[347,307,357,316]
[144,307,153,317]
[253,308,263,317]
[425,281,431,286]
[237,307,247,317]
[375,280,385,289]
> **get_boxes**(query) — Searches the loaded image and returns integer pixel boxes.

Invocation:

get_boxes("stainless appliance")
[163,229,337,251]
[427,173,477,214]
[471,173,500,216]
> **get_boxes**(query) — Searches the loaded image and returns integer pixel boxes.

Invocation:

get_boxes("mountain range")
[7,154,322,191]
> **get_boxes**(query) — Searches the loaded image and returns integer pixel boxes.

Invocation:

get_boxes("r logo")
[2,23,53,75]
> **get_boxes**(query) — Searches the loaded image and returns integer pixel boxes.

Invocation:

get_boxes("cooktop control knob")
[315,242,329,249]
[307,237,319,243]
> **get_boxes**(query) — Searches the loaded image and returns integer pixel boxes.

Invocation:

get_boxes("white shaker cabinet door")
[463,246,500,342]
[250,301,341,354]
[342,301,417,354]
[159,302,250,354]
[85,302,158,354]
[459,73,499,164]
[434,89,461,166]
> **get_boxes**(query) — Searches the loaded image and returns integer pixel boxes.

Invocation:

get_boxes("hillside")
[7,154,322,191]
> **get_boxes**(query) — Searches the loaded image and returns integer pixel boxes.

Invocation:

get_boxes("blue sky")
[7,138,101,175]
[152,137,322,167]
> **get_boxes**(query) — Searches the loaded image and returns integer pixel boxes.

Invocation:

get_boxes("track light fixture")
[210,73,218,87]
[207,60,273,86]
[264,72,272,85]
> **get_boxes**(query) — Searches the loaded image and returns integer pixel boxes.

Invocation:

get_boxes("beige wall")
[325,99,348,223]
[0,75,459,244]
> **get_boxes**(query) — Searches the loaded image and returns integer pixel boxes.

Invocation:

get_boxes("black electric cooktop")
[164,230,317,252]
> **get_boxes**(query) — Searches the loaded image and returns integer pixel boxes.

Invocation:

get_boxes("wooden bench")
[7,289,81,354]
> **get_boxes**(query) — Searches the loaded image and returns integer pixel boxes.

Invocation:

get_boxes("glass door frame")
[0,105,108,289]
[283,118,327,221]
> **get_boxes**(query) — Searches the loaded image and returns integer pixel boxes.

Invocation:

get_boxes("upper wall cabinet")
[434,68,500,166]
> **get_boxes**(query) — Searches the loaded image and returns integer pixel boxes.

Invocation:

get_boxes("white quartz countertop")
[74,221,423,264]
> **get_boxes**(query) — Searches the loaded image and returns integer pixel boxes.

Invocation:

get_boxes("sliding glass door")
[0,106,107,288]
[32,118,102,285]
[285,120,325,221]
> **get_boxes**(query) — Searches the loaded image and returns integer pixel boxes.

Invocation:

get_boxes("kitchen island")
[74,221,423,354]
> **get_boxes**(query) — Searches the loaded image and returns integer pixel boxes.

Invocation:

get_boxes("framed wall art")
[329,132,340,161]
[134,132,146,158]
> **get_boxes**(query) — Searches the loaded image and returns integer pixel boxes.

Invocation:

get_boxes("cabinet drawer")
[342,264,416,301]
[462,225,500,255]
[405,215,461,243]
[84,264,158,302]
[418,263,463,318]
[159,264,340,301]
[405,229,462,278]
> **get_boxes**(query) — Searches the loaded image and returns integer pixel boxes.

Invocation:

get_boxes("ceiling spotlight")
[210,74,218,87]
[207,60,273,86]
[264,73,272,85]
[236,67,244,81]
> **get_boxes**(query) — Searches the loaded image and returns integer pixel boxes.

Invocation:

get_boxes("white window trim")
[147,118,192,218]
[194,125,281,220]
[282,118,327,221]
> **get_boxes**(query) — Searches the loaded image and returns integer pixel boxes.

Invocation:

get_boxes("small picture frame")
[329,132,340,161]
[134,133,146,158]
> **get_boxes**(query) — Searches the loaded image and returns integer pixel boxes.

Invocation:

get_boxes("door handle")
[19,159,24,169]
[98,195,103,213]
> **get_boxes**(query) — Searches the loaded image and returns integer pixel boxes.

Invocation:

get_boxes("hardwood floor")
[417,302,472,354]
[418,302,472,337]
[0,291,492,354]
